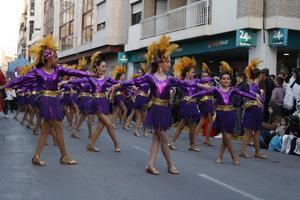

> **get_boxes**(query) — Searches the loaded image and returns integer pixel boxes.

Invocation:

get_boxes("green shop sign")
[118,52,129,64]
[236,29,256,47]
[269,28,288,47]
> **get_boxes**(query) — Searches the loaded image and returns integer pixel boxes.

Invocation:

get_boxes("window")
[96,1,106,31]
[82,0,93,44]
[156,0,167,15]
[30,0,35,16]
[59,0,74,50]
[29,21,34,40]
[131,1,142,25]
[43,0,54,36]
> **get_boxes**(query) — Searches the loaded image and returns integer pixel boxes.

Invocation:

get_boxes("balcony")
[141,0,210,39]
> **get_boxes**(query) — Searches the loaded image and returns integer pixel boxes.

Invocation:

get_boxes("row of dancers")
[4,34,266,175]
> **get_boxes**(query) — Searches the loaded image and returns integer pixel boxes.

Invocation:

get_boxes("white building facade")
[125,0,300,76]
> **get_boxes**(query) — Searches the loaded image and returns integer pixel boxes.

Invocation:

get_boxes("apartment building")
[17,0,28,58]
[125,0,300,75]
[39,0,129,69]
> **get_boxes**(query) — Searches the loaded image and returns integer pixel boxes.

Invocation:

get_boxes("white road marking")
[197,173,264,200]
[132,146,161,157]
[132,146,150,154]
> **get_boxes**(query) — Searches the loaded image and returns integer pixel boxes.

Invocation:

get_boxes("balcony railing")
[141,0,210,39]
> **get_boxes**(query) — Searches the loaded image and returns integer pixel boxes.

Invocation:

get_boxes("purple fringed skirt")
[28,94,40,107]
[39,96,64,121]
[144,104,172,131]
[91,97,110,115]
[198,99,214,118]
[180,101,200,122]
[61,94,76,106]
[243,106,262,131]
[113,94,126,106]
[215,110,237,134]
[77,96,93,115]
[133,95,150,110]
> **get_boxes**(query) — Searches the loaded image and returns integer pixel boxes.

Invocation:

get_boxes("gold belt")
[200,96,213,102]
[243,100,259,109]
[93,93,106,98]
[183,96,196,103]
[216,105,236,111]
[42,90,60,97]
[152,97,169,107]
[79,92,92,97]
[138,92,150,97]
[18,93,25,96]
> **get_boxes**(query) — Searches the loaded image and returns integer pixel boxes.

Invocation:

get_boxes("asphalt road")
[0,114,299,200]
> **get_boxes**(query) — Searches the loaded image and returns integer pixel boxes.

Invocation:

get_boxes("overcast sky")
[0,0,25,55]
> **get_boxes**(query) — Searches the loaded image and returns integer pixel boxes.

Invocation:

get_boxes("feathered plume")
[173,57,196,78]
[91,51,103,67]
[245,58,263,80]
[202,63,211,75]
[112,65,126,79]
[30,34,58,66]
[219,61,233,75]
[19,65,33,76]
[77,57,87,70]
[145,35,178,66]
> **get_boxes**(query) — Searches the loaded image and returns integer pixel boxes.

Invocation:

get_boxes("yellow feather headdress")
[77,57,87,70]
[29,34,58,66]
[245,58,263,81]
[219,61,233,75]
[131,74,140,79]
[112,65,126,79]
[19,65,33,76]
[91,51,103,67]
[201,63,211,75]
[173,57,196,78]
[145,35,179,66]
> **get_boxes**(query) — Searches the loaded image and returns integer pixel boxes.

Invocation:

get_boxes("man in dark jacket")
[261,68,275,122]
[233,72,249,135]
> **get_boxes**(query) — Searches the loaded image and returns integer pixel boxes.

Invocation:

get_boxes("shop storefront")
[126,30,257,76]
[268,28,300,72]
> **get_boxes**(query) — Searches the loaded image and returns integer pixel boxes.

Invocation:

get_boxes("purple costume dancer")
[61,83,76,106]
[197,78,215,118]
[132,83,151,110]
[191,86,257,134]
[28,82,43,108]
[69,78,93,115]
[179,78,213,122]
[243,82,263,131]
[6,66,90,121]
[120,73,199,131]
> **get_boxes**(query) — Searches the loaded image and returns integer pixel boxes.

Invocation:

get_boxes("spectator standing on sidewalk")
[0,69,7,115]
[270,76,285,112]
[261,68,275,122]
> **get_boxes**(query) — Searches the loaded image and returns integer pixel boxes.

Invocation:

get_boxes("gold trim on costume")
[78,92,92,97]
[243,100,259,109]
[200,96,213,102]
[18,93,26,96]
[31,91,40,95]
[138,92,150,97]
[93,93,106,98]
[152,97,169,107]
[216,105,236,111]
[183,96,196,103]
[42,90,60,97]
